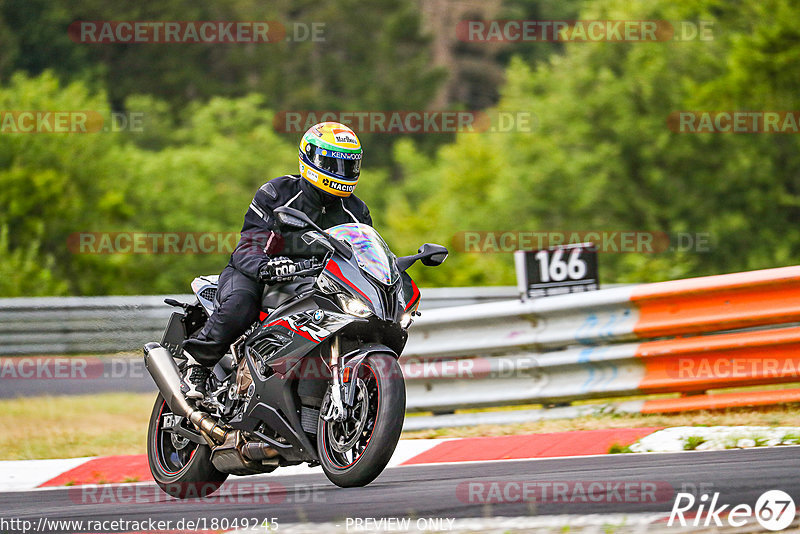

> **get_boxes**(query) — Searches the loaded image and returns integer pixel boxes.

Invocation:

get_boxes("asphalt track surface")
[1,447,797,533]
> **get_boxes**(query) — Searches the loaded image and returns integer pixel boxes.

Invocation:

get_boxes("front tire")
[147,394,228,499]
[317,353,405,487]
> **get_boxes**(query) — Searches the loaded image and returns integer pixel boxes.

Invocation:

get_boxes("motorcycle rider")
[181,122,372,400]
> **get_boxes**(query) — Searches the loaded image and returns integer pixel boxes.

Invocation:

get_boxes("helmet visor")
[307,145,361,180]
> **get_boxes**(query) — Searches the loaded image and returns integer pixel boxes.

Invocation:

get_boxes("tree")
[385,0,800,286]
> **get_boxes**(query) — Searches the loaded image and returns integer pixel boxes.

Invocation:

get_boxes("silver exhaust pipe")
[143,342,193,417]
[143,342,227,444]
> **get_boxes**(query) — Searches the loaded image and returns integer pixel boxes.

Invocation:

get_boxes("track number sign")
[515,243,599,299]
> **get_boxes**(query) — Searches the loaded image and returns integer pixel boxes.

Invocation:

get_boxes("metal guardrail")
[402,266,800,420]
[0,287,517,356]
[3,268,800,430]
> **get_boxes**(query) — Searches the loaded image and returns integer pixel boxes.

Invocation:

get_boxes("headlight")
[400,313,413,329]
[336,293,372,317]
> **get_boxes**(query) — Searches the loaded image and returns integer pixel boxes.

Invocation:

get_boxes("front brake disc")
[328,378,369,453]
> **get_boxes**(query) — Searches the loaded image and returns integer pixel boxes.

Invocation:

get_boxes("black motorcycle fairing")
[244,399,319,463]
[261,277,316,311]
[339,343,399,406]
[216,299,401,464]
[225,293,368,464]
[252,297,363,376]
[223,346,318,463]
[336,316,408,356]
[323,258,405,322]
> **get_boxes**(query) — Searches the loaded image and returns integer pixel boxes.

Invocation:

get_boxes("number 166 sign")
[514,243,599,299]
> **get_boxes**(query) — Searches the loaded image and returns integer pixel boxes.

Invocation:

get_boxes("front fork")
[322,336,347,422]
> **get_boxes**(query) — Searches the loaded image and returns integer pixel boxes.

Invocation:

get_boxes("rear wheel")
[317,353,405,487]
[147,394,228,499]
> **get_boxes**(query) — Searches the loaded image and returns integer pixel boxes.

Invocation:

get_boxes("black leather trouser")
[183,265,262,366]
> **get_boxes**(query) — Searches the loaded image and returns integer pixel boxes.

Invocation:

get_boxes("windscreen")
[326,223,398,285]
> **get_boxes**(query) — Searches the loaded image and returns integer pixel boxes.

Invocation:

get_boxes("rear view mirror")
[423,252,448,267]
[302,230,335,252]
[276,212,307,228]
[419,243,449,267]
[397,243,449,271]
[274,206,312,229]
[274,206,351,259]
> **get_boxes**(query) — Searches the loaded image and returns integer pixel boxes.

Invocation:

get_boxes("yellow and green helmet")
[298,122,362,197]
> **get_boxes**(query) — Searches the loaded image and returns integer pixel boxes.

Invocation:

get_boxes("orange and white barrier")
[404,266,800,416]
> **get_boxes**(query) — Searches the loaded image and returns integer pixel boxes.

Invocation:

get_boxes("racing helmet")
[298,122,362,197]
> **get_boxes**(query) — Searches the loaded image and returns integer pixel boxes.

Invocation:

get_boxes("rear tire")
[317,353,405,487]
[146,394,228,499]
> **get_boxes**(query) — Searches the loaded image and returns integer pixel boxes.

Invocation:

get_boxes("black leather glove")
[258,256,298,283]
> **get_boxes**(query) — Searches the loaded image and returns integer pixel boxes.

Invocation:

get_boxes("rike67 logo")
[669,489,796,531]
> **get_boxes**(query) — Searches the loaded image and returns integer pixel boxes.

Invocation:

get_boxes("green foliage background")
[0,0,798,296]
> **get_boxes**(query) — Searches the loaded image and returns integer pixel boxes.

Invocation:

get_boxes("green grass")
[607,442,633,454]
[0,392,154,460]
[781,432,800,445]
[683,435,707,450]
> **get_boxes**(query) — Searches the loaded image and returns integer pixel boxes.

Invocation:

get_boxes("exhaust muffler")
[143,342,227,444]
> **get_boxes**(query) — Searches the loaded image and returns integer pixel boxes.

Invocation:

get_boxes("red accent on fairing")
[324,259,372,303]
[259,311,268,322]
[405,279,420,312]
[265,318,318,343]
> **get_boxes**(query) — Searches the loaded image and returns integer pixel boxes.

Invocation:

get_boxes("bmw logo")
[312,309,325,323]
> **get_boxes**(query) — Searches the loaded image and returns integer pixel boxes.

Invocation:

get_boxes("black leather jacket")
[228,174,372,282]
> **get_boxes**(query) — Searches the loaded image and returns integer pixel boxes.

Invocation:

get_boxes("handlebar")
[290,258,324,278]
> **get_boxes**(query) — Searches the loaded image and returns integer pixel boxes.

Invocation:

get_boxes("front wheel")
[147,394,228,499]
[317,353,405,487]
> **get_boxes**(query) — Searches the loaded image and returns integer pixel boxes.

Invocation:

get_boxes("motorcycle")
[143,206,448,498]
